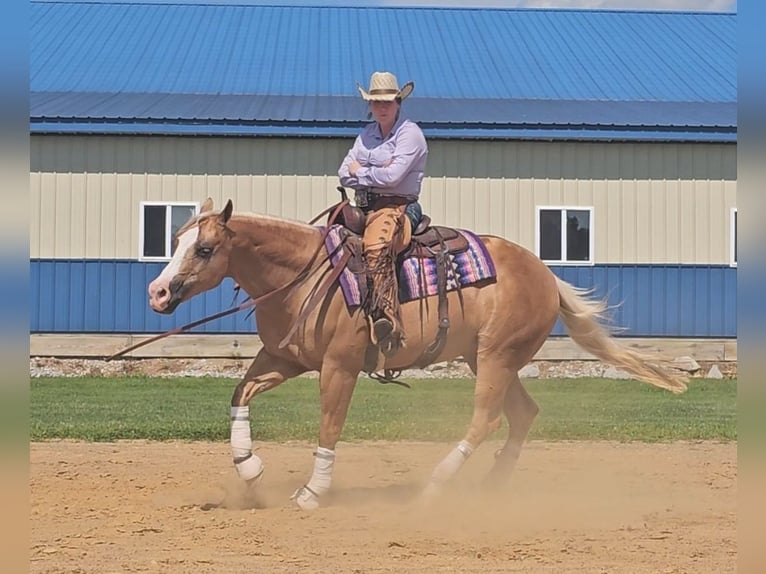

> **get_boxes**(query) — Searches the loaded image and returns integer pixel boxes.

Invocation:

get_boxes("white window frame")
[730,207,737,267]
[535,205,595,265]
[139,201,200,262]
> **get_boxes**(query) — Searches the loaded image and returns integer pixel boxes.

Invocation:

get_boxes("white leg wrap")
[306,447,336,496]
[292,447,336,510]
[430,440,474,484]
[230,406,264,481]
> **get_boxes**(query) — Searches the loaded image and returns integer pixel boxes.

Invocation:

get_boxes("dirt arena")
[31,440,735,573]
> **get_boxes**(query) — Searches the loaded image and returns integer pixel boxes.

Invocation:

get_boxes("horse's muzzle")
[148,277,186,314]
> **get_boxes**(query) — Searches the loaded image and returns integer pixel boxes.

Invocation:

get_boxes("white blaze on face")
[158,225,199,284]
[147,225,199,308]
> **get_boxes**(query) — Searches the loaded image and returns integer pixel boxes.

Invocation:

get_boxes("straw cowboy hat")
[357,71,414,102]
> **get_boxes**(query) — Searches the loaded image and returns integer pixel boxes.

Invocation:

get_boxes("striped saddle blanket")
[323,224,497,307]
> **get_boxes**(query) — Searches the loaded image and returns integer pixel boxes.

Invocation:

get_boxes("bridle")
[105,200,349,361]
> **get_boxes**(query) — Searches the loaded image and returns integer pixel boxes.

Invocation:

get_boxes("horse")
[147,197,687,510]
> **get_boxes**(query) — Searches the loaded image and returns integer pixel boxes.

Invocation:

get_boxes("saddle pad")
[323,225,496,307]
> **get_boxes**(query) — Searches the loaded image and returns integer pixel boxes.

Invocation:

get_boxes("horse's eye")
[195,245,214,258]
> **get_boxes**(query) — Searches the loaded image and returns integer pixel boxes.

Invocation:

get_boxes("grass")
[30,377,736,443]
[30,378,737,442]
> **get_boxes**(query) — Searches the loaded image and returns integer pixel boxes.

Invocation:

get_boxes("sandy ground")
[30,440,736,574]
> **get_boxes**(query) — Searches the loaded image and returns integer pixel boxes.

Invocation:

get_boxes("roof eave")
[29,120,737,143]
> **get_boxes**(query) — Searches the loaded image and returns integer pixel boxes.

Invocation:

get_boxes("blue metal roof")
[30,2,737,141]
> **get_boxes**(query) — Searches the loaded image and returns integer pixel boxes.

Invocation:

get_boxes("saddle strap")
[278,249,354,349]
[413,228,452,367]
[367,230,452,385]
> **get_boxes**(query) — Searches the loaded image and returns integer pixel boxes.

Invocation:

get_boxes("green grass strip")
[30,377,736,443]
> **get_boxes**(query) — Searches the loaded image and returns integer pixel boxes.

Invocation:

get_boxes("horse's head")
[148,198,235,314]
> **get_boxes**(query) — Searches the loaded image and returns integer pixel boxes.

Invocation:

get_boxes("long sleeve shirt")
[338,117,428,201]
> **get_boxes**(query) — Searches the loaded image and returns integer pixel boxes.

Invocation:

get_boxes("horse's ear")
[200,197,214,213]
[220,199,233,224]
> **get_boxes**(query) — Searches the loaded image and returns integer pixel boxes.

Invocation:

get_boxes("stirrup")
[374,318,405,357]
[381,336,404,357]
[372,317,394,344]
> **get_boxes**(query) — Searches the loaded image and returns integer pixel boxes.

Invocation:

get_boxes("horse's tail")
[555,277,688,394]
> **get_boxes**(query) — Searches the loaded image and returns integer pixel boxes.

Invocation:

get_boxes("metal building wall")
[32,135,736,264]
[30,134,736,336]
[31,136,352,259]
[421,140,736,265]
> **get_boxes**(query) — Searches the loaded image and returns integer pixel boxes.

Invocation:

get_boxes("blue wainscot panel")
[31,260,736,337]
[548,264,736,337]
[31,259,256,334]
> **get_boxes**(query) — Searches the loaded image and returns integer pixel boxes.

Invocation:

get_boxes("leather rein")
[105,201,348,361]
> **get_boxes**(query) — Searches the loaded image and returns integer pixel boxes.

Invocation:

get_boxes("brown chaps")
[362,202,412,341]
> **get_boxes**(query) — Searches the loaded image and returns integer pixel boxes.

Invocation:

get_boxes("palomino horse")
[147,198,686,510]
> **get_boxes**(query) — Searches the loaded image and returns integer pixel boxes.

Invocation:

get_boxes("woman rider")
[338,71,428,354]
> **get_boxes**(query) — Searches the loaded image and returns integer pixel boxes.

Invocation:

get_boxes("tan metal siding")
[31,135,354,259]
[30,162,41,258]
[31,135,735,264]
[421,140,736,264]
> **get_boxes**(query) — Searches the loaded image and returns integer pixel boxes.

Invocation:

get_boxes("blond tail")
[556,277,688,394]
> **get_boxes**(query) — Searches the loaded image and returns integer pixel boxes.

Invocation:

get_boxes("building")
[30,1,736,359]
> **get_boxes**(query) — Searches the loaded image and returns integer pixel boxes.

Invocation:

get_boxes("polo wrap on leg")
[430,440,474,485]
[230,406,264,481]
[305,446,336,497]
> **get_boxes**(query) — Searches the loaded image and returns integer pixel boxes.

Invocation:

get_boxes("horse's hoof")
[291,485,320,510]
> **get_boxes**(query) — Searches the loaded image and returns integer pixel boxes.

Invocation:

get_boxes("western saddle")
[333,188,470,383]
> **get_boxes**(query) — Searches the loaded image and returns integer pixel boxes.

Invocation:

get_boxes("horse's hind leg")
[422,353,511,498]
[484,371,539,487]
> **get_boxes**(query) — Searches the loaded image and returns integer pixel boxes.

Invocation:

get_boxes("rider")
[338,71,428,353]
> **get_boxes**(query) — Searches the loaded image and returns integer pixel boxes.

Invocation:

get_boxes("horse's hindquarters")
[477,237,560,359]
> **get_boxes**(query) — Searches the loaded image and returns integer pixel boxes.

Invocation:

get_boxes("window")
[730,208,737,267]
[139,202,198,260]
[536,206,594,264]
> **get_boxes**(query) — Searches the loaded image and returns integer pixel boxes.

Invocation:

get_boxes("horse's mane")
[175,211,316,242]
[232,212,317,233]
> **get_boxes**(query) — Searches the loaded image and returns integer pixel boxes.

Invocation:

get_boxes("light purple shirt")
[338,117,428,200]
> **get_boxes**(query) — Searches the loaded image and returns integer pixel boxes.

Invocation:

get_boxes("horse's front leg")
[292,359,360,510]
[230,349,306,483]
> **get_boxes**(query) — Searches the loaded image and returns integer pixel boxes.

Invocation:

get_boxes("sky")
[52,0,737,12]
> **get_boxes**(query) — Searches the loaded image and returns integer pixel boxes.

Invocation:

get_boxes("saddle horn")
[334,186,366,235]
